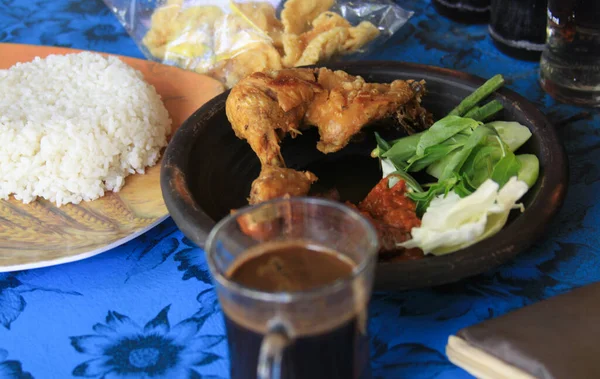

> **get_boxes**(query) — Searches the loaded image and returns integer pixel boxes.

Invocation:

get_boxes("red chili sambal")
[358,177,421,231]
[356,176,424,261]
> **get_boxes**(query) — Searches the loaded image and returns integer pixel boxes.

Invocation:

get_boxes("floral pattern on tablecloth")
[1,0,598,378]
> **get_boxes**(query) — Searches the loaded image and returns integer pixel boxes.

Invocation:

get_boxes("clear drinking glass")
[539,0,600,106]
[205,197,379,379]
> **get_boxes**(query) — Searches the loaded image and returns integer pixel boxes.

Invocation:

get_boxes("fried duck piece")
[249,166,318,204]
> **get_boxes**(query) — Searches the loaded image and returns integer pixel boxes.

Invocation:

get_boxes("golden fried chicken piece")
[305,68,419,153]
[225,69,321,166]
[227,67,422,162]
[249,166,318,204]
[226,67,428,204]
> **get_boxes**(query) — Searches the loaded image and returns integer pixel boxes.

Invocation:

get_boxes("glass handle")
[257,324,290,379]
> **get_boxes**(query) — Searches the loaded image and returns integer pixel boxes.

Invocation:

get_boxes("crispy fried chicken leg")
[249,166,318,204]
[306,68,424,153]
[226,69,321,167]
[225,67,430,204]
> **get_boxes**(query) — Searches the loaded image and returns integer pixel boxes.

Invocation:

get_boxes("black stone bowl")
[161,61,568,291]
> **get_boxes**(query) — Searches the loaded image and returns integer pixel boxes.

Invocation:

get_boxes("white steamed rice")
[0,52,172,206]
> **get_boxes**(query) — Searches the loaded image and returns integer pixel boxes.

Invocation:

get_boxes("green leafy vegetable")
[461,145,501,188]
[374,132,391,155]
[371,136,404,158]
[439,125,494,181]
[406,142,464,172]
[426,121,532,180]
[407,176,459,216]
[379,132,422,160]
[426,150,457,179]
[490,153,521,187]
[415,116,479,156]
[372,73,539,222]
[389,170,424,194]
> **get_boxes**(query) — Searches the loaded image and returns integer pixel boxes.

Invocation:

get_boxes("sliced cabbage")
[381,158,403,188]
[399,176,529,255]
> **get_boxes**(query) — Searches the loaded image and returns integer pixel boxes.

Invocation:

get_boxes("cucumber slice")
[486,121,532,152]
[516,154,539,187]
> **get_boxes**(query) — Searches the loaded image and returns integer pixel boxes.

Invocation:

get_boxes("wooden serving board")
[0,43,224,271]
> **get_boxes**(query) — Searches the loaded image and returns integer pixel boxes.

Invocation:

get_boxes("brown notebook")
[446,281,600,379]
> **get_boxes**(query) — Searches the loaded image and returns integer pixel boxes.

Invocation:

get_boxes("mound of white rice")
[0,52,172,206]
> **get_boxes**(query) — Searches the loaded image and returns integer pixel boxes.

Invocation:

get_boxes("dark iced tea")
[223,241,371,379]
[205,198,378,379]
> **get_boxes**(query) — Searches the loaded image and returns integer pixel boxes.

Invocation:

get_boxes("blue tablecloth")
[0,0,597,378]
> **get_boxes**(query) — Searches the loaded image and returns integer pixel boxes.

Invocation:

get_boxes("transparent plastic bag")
[104,0,414,87]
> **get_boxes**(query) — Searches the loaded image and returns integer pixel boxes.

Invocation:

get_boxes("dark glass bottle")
[489,0,548,61]
[432,0,491,24]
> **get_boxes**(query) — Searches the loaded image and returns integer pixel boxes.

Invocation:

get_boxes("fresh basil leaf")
[427,150,458,179]
[388,170,424,193]
[491,154,521,187]
[415,116,480,156]
[454,182,473,197]
[381,132,423,161]
[462,144,501,188]
[374,132,391,154]
[439,125,494,181]
[454,173,477,197]
[406,143,463,172]
[408,176,459,217]
[410,134,469,176]
[388,156,408,171]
